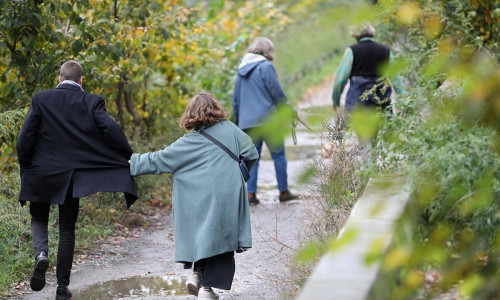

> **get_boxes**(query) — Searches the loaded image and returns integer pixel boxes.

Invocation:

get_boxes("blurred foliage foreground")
[293,0,500,299]
[375,0,499,298]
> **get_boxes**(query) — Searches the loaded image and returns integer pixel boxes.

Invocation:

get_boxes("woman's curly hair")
[179,92,228,130]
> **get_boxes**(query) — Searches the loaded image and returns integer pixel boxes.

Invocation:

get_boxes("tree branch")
[115,74,125,126]
[64,19,70,35]
[114,0,119,21]
[5,40,16,53]
[123,84,142,126]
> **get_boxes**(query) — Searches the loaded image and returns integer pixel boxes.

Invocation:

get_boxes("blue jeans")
[246,134,288,194]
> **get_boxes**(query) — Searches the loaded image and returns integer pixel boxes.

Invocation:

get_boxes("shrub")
[370,0,500,297]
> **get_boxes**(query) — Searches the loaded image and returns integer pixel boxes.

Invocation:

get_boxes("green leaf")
[349,107,384,141]
[296,242,321,263]
[248,104,295,148]
[459,274,483,297]
[328,228,358,252]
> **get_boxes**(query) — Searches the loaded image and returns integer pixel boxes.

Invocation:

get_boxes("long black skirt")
[183,251,235,290]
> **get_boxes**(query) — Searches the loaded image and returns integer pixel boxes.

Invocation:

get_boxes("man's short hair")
[60,60,83,82]
[247,37,275,61]
[350,23,376,41]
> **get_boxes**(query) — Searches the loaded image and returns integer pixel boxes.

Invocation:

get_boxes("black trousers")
[187,252,235,290]
[29,186,80,287]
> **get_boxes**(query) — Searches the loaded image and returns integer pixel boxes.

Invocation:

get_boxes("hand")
[333,106,339,113]
[128,160,130,164]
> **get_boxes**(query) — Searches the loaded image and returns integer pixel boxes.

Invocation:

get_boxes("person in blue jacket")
[233,37,298,205]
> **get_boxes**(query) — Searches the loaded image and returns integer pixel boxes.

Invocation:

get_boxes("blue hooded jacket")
[233,54,287,130]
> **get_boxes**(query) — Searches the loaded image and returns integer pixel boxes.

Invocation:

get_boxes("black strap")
[198,128,239,162]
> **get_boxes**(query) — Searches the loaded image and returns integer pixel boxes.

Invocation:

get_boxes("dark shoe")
[30,251,49,291]
[248,193,260,206]
[56,286,72,300]
[279,190,299,202]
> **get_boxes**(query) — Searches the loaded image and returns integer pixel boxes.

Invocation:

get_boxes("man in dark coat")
[16,60,138,299]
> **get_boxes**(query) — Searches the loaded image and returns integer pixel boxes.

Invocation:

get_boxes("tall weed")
[285,111,370,298]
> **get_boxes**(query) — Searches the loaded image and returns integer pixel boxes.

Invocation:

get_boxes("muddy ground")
[11,83,333,300]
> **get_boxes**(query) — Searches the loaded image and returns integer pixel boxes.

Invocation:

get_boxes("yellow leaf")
[404,270,424,288]
[384,246,411,270]
[424,14,442,38]
[397,2,421,25]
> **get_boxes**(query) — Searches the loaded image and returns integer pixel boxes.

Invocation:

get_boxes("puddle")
[72,275,189,300]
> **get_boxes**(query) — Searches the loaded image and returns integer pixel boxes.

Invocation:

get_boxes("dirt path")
[13,82,333,300]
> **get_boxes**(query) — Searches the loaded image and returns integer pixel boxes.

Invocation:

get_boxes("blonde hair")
[247,37,275,61]
[350,23,376,41]
[179,92,228,130]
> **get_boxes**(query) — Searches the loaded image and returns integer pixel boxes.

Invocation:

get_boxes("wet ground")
[12,82,334,300]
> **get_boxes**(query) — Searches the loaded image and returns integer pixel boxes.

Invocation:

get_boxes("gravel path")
[12,83,332,300]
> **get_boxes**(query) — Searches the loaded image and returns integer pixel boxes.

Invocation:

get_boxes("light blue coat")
[130,120,258,263]
[233,54,288,130]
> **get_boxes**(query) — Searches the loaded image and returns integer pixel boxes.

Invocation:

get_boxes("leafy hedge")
[292,0,499,298]
[367,0,500,298]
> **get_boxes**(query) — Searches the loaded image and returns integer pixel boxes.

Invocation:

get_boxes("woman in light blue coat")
[130,93,258,299]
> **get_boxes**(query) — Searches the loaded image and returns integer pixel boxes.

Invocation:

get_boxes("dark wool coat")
[16,84,138,207]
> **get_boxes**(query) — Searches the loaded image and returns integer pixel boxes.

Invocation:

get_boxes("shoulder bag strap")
[198,128,239,162]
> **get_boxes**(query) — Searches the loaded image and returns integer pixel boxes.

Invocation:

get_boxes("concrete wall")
[297,176,412,300]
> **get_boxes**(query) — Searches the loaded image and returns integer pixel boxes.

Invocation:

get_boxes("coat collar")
[359,37,374,42]
[197,120,226,132]
[56,83,84,92]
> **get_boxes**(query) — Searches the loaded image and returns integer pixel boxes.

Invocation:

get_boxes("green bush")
[368,0,500,297]
[288,0,500,298]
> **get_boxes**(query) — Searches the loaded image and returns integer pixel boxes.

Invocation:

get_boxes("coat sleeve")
[261,62,287,105]
[16,96,41,167]
[93,96,133,158]
[236,127,259,171]
[332,48,353,107]
[129,138,184,176]
[232,75,241,126]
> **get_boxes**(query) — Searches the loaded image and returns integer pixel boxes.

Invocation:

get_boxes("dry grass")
[280,111,371,298]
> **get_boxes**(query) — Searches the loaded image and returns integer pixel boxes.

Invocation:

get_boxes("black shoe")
[248,193,260,206]
[56,286,72,300]
[279,190,299,202]
[30,251,49,291]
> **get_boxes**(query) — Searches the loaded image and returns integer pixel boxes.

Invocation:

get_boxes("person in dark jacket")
[332,23,404,112]
[16,60,138,299]
[233,37,298,205]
